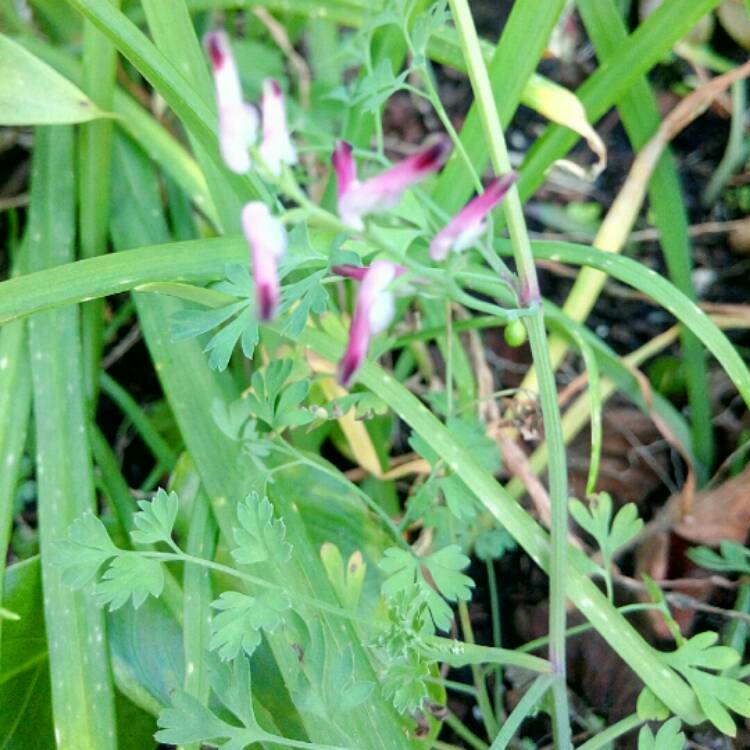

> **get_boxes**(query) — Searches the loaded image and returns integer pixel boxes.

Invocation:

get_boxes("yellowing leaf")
[523,73,607,180]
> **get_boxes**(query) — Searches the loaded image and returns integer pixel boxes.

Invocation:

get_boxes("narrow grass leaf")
[577,0,715,472]
[78,0,121,405]
[0,318,31,669]
[0,34,106,124]
[26,126,117,749]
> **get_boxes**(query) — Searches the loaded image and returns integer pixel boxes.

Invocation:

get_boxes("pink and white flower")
[205,30,258,174]
[336,260,405,387]
[242,202,287,321]
[332,137,452,230]
[429,172,517,261]
[259,79,297,176]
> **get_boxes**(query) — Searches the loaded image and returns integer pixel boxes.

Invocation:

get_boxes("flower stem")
[445,0,571,745]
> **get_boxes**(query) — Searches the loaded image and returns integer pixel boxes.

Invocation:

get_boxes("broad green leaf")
[424,545,474,603]
[130,489,179,546]
[155,690,249,746]
[292,623,374,720]
[209,590,292,661]
[231,493,293,566]
[636,687,670,722]
[438,474,477,522]
[663,631,750,735]
[381,656,430,714]
[474,526,516,561]
[108,597,185,713]
[688,541,750,575]
[0,34,106,124]
[96,554,165,611]
[320,543,366,611]
[638,718,684,750]
[53,511,119,589]
[380,544,474,631]
[0,558,55,749]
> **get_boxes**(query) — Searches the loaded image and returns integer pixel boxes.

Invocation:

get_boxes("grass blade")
[517,0,723,199]
[0,318,31,667]
[26,126,117,750]
[432,0,567,213]
[2,234,749,414]
[489,674,555,750]
[17,36,219,227]
[0,33,105,124]
[78,0,120,406]
[576,0,714,473]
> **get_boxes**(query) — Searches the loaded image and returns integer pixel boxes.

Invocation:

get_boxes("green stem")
[446,0,570,743]
[402,70,483,193]
[443,713,490,750]
[445,298,454,418]
[575,713,642,750]
[517,603,661,653]
[457,599,500,739]
[489,674,555,750]
[141,550,367,625]
[486,559,505,724]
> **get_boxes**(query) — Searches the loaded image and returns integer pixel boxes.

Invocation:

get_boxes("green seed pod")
[504,319,527,347]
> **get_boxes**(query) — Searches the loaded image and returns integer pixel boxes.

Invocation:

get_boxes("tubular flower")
[337,260,405,387]
[333,137,452,230]
[242,202,287,321]
[259,79,297,176]
[205,30,258,174]
[429,172,518,261]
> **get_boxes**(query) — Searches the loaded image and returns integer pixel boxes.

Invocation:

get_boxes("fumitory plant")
[2,0,750,749]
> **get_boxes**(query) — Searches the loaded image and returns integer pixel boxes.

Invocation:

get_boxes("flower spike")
[337,260,405,387]
[205,30,258,174]
[335,136,452,230]
[242,202,287,321]
[429,172,518,261]
[259,79,297,176]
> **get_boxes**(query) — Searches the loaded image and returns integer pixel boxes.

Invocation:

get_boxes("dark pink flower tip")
[429,171,517,261]
[242,202,287,322]
[332,264,368,281]
[412,136,452,172]
[333,263,407,282]
[332,141,356,200]
[257,282,278,322]
[204,31,225,69]
[337,136,452,230]
[338,350,362,389]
